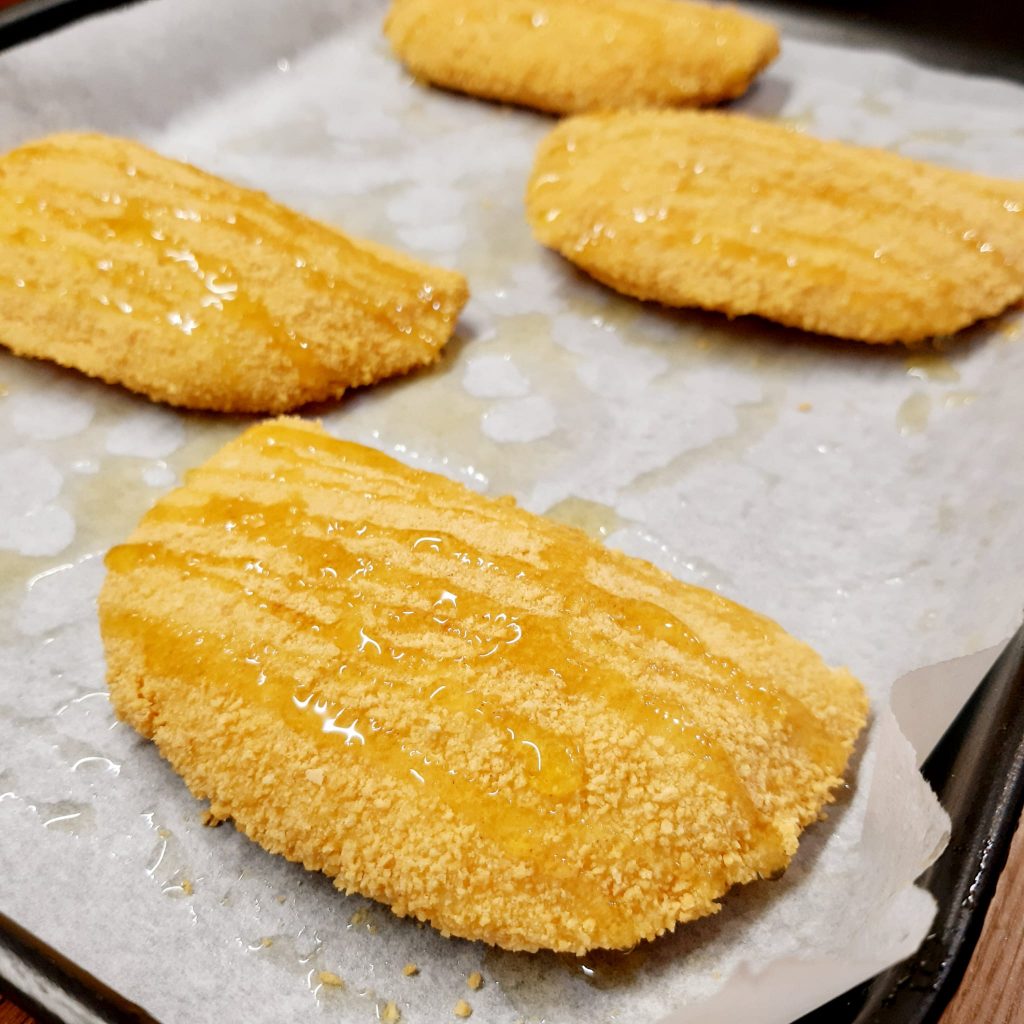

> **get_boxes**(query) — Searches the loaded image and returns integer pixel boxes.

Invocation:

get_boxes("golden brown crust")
[384,0,779,114]
[100,418,867,953]
[526,110,1024,343]
[0,134,468,412]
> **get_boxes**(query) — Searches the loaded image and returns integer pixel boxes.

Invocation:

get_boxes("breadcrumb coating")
[0,134,468,412]
[526,110,1024,343]
[100,418,867,953]
[384,0,778,114]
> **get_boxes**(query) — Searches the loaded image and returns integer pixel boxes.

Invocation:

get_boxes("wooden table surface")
[1,817,1021,1023]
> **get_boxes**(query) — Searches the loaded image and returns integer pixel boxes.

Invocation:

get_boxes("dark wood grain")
[941,817,1024,1024]
[0,996,33,1024]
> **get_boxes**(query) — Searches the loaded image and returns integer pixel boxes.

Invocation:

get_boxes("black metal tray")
[1,3,1022,1022]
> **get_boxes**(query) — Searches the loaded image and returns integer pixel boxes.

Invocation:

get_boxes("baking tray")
[1,2,1022,1022]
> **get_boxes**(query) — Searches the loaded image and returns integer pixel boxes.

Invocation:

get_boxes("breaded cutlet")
[100,418,867,953]
[0,134,468,412]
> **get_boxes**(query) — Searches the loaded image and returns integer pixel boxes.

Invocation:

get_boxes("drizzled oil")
[0,135,453,391]
[101,420,850,940]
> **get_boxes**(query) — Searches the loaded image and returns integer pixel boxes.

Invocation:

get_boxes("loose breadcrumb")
[402,963,419,977]
[466,971,483,991]
[318,971,345,989]
[454,1000,472,1019]
[797,402,813,413]
[382,1000,401,1022]
[180,879,193,896]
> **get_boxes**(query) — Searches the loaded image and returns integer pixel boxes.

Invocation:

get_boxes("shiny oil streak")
[101,422,837,882]
[0,138,447,387]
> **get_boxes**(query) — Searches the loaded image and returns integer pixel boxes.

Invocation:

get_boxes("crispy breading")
[384,0,778,114]
[526,110,1024,343]
[99,418,867,953]
[0,134,468,412]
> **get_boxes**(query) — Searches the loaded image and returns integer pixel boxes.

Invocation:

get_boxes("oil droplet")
[905,351,960,383]
[774,111,812,133]
[40,802,95,834]
[860,94,894,116]
[943,390,978,409]
[543,496,624,540]
[897,393,932,435]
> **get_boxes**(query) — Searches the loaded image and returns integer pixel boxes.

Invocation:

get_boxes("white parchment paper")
[1,2,1023,1021]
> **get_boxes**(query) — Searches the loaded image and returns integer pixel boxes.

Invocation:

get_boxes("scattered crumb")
[276,895,286,904]
[181,879,193,896]
[157,827,171,839]
[402,963,419,977]
[259,937,273,949]
[466,971,483,991]
[454,1000,472,1018]
[318,970,345,989]
[305,767,325,785]
[797,401,812,413]
[200,809,223,827]
[350,909,368,927]
[381,1000,401,1022]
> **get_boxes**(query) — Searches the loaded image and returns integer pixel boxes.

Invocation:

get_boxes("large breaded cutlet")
[527,110,1024,343]
[0,134,468,412]
[100,418,867,953]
